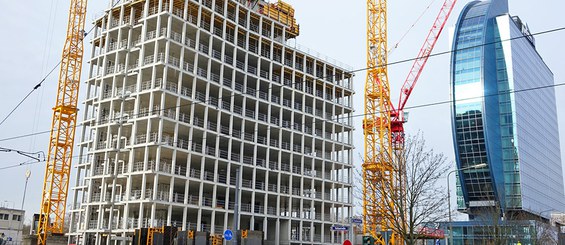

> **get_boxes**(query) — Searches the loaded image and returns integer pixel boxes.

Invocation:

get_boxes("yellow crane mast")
[362,0,400,244]
[37,0,87,244]
[362,0,457,243]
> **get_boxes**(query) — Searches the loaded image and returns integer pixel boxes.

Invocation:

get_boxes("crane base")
[22,234,67,245]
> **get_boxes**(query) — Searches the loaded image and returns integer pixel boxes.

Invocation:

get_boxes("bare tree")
[473,201,513,245]
[352,165,366,237]
[532,219,558,245]
[364,133,450,245]
[470,199,558,244]
[352,162,365,213]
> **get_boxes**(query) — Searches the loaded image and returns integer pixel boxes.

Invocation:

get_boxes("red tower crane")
[392,0,457,142]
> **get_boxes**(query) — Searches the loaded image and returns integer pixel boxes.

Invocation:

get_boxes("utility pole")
[233,166,240,245]
[22,170,31,209]
[19,170,31,245]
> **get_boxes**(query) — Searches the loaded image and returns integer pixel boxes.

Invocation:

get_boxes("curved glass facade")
[451,0,498,211]
[451,0,564,218]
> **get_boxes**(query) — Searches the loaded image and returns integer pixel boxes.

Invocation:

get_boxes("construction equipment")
[176,230,211,245]
[362,0,396,242]
[147,227,165,245]
[362,0,457,243]
[211,234,223,245]
[258,0,300,37]
[32,0,453,244]
[133,226,180,245]
[37,0,87,244]
[236,230,264,245]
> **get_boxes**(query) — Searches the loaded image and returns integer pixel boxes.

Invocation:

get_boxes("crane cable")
[388,0,438,56]
[29,0,61,152]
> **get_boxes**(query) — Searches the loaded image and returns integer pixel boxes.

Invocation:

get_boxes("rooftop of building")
[0,207,24,214]
[94,0,354,71]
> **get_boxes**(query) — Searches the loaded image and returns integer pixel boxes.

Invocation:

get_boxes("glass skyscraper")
[451,0,565,220]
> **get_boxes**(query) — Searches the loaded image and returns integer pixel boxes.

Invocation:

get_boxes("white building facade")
[0,207,24,245]
[68,0,354,244]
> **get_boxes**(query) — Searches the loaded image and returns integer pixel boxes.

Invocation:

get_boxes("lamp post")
[233,166,240,245]
[447,163,487,245]
[18,170,31,245]
[21,170,31,209]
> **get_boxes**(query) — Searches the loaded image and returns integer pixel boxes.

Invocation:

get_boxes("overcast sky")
[0,0,563,224]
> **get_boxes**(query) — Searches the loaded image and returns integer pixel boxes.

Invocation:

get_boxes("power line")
[0,123,329,171]
[0,130,55,143]
[352,81,565,119]
[0,159,42,171]
[1,75,564,145]
[347,26,565,74]
[139,25,565,122]
[1,79,563,172]
[0,146,46,162]
[0,80,562,147]
[75,25,565,127]
[0,0,122,128]
[2,78,559,171]
[0,25,563,143]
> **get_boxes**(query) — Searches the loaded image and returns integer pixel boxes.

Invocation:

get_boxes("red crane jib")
[396,0,457,128]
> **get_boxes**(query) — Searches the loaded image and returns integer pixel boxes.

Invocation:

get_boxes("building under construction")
[67,0,354,244]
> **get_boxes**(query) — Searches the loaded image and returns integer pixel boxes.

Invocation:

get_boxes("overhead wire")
[354,80,565,119]
[348,26,565,75]
[0,130,54,143]
[0,25,563,145]
[2,77,565,172]
[0,146,46,162]
[2,77,562,172]
[0,0,123,128]
[0,159,44,171]
[74,25,565,131]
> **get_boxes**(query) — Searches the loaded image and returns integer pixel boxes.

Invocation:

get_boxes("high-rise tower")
[451,0,565,219]
[68,0,354,244]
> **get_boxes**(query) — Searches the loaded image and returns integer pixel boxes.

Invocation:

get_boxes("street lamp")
[18,170,31,245]
[447,163,487,245]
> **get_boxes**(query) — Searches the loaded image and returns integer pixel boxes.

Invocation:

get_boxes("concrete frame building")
[68,0,354,244]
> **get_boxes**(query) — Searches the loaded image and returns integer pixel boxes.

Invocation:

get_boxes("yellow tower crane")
[362,0,399,243]
[362,0,457,243]
[37,0,87,244]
